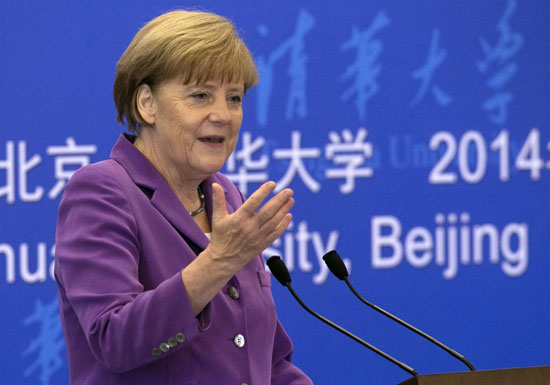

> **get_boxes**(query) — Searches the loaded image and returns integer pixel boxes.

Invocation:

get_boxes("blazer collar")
[110,134,236,251]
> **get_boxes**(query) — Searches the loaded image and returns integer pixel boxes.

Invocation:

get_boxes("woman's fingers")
[210,183,228,223]
[209,182,295,263]
[238,183,294,239]
[254,188,293,227]
[259,196,294,232]
[238,181,276,216]
[265,213,293,246]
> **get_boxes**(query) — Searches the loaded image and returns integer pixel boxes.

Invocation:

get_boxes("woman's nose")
[208,98,232,124]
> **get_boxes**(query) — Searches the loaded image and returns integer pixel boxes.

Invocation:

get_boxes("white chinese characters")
[0,138,97,203]
[224,128,375,195]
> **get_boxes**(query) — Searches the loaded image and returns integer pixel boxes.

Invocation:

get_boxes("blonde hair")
[113,10,259,132]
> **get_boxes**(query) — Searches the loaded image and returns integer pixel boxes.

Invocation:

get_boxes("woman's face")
[141,78,244,181]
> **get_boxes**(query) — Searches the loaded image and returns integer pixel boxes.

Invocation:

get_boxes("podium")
[398,366,550,385]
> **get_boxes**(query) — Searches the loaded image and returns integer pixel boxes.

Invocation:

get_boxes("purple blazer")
[55,134,312,385]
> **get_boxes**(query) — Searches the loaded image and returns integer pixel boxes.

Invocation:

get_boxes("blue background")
[1,1,549,384]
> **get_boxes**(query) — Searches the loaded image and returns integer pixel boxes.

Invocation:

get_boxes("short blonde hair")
[113,10,259,132]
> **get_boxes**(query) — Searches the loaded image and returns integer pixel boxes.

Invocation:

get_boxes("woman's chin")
[192,161,225,176]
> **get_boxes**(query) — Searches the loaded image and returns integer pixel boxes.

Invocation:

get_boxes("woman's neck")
[134,132,204,213]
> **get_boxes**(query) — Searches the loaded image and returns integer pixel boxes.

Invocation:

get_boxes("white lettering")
[371,213,529,279]
[0,242,55,284]
[264,220,344,285]
[0,244,16,283]
[404,227,432,268]
[20,243,47,283]
[473,224,499,264]
[296,221,313,272]
[371,216,402,268]
[500,223,528,277]
[312,230,339,285]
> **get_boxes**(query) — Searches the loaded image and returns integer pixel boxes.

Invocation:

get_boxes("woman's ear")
[136,84,156,126]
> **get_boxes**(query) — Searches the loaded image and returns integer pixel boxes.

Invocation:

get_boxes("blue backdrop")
[1,1,549,384]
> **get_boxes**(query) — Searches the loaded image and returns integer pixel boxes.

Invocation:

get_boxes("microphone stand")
[323,250,475,372]
[267,256,418,377]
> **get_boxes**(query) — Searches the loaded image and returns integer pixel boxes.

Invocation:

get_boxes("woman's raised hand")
[208,181,294,270]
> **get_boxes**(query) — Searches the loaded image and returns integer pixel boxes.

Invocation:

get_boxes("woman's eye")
[228,95,242,104]
[192,93,208,101]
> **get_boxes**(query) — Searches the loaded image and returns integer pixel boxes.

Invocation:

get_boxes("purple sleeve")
[55,165,201,373]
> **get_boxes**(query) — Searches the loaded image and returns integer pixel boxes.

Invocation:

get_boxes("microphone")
[322,250,476,372]
[267,255,418,377]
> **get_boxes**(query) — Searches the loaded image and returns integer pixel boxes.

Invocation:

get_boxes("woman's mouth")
[198,136,225,147]
[198,136,224,143]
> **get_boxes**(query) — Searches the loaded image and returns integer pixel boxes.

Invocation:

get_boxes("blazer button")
[233,333,245,348]
[159,342,171,353]
[167,337,178,348]
[175,332,186,343]
[227,286,240,300]
[151,347,162,356]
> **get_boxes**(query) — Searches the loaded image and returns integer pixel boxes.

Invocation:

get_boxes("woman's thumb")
[211,183,228,222]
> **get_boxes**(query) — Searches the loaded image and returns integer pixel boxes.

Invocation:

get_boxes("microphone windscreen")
[323,250,349,280]
[267,256,292,285]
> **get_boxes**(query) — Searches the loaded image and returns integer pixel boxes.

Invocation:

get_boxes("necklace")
[189,186,206,217]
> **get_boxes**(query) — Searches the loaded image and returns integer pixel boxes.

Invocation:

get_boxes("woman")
[55,10,313,385]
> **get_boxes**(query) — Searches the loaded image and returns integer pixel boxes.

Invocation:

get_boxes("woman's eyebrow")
[192,82,244,93]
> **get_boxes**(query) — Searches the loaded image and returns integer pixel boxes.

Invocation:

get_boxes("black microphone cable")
[322,250,476,372]
[267,255,418,377]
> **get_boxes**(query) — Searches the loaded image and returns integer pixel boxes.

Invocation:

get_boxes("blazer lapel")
[149,182,210,251]
[110,134,215,251]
